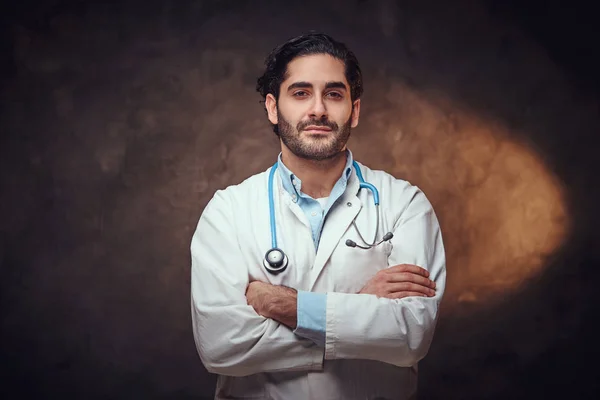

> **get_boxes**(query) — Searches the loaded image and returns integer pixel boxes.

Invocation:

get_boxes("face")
[265,54,360,161]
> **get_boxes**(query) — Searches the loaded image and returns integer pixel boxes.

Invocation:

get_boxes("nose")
[309,96,327,120]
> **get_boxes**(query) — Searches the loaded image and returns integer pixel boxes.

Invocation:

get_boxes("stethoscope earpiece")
[345,232,393,250]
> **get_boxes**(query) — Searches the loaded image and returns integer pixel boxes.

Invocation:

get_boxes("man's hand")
[359,264,436,299]
[246,281,298,329]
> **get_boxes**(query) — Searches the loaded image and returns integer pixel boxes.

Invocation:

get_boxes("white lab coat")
[191,160,446,400]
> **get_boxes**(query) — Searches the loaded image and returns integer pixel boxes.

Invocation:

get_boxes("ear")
[350,98,361,128]
[265,94,278,125]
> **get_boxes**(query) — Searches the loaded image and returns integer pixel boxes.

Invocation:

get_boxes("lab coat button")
[347,202,352,207]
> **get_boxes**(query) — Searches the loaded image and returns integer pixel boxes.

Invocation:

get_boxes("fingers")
[386,264,430,277]
[385,282,435,297]
[385,272,436,289]
[385,291,432,299]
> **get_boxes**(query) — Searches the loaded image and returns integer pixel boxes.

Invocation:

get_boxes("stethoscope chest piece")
[263,248,289,274]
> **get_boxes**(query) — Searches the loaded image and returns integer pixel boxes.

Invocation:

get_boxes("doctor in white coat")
[191,33,446,400]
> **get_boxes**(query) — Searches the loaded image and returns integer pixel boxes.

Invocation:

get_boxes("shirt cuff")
[293,291,327,347]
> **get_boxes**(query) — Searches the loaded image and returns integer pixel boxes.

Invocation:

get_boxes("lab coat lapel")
[309,173,362,290]
[276,170,311,229]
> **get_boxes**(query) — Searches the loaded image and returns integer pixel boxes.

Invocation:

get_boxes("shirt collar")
[277,149,354,197]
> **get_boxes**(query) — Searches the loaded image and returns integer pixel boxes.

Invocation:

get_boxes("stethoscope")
[263,161,394,274]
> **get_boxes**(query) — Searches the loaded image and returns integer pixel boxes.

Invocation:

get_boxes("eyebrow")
[286,81,348,92]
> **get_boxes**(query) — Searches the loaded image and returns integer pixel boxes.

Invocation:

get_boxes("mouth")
[302,126,332,134]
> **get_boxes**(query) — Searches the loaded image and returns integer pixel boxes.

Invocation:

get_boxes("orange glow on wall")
[352,83,570,311]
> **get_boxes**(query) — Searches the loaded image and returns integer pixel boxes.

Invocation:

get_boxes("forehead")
[283,54,348,87]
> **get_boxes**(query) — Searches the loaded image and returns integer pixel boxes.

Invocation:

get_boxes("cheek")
[330,104,353,123]
[278,103,303,125]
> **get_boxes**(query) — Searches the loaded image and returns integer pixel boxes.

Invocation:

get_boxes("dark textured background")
[1,0,599,399]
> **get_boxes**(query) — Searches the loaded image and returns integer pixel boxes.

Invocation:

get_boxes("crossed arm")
[245,263,437,330]
[191,189,446,377]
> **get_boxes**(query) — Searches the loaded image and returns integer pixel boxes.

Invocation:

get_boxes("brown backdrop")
[1,0,599,399]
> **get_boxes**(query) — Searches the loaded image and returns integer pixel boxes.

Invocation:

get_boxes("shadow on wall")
[0,1,598,399]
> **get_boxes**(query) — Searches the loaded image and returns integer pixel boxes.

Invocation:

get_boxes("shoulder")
[354,160,434,217]
[205,167,271,212]
[354,160,417,200]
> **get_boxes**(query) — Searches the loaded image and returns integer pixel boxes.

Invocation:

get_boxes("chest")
[235,190,393,293]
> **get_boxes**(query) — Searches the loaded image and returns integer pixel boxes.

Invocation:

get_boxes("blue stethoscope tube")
[263,160,392,274]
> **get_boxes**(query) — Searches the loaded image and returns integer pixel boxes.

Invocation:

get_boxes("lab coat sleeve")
[191,190,325,377]
[324,188,446,367]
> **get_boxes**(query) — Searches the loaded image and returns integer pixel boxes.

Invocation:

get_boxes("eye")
[293,91,309,97]
[326,92,343,99]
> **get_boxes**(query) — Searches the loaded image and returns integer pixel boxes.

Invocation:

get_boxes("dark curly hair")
[256,32,364,136]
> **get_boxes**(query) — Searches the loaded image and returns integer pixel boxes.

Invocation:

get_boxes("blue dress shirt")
[276,150,354,347]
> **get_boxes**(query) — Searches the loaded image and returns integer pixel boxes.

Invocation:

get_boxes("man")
[191,33,446,400]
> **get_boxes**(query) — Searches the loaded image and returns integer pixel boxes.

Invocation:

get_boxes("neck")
[280,146,348,199]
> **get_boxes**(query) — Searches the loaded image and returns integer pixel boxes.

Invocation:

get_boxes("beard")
[277,109,352,161]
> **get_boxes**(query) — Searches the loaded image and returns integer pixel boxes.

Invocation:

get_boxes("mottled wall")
[1,0,599,399]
